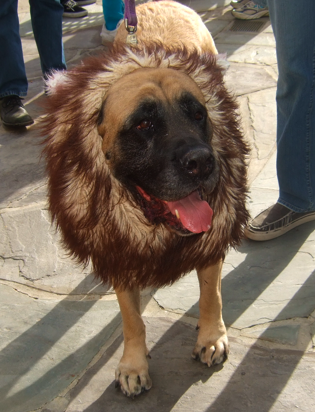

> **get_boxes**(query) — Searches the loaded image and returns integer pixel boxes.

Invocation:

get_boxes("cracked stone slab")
[1,206,82,281]
[153,224,315,332]
[0,283,121,412]
[242,323,301,346]
[63,317,315,412]
[218,44,277,66]
[224,63,277,97]
[238,88,277,184]
[0,206,110,295]
[223,72,277,183]
[250,149,278,192]
[245,88,277,160]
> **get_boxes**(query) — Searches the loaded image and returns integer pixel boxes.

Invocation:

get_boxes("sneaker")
[245,203,315,241]
[232,1,269,19]
[62,0,88,18]
[0,95,34,127]
[230,0,250,9]
[100,20,123,45]
[75,0,95,5]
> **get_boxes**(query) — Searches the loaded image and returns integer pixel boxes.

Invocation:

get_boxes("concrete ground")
[1,1,314,411]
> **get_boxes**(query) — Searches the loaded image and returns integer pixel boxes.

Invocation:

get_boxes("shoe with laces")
[0,95,34,127]
[245,203,315,241]
[100,20,123,44]
[230,0,250,9]
[232,1,269,19]
[62,0,88,18]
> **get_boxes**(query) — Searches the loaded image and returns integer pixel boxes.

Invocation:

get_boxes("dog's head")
[97,67,219,235]
[43,44,248,258]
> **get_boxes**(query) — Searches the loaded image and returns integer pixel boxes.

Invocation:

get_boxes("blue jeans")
[267,0,315,212]
[102,0,124,31]
[255,0,268,7]
[0,0,66,98]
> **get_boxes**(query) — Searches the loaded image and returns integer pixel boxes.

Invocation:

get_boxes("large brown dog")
[42,1,248,397]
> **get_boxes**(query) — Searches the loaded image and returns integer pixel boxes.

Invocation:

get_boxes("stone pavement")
[0,1,314,411]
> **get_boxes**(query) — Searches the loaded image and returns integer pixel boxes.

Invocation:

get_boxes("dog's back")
[115,1,217,54]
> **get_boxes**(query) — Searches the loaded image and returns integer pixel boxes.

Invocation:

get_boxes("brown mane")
[42,43,249,290]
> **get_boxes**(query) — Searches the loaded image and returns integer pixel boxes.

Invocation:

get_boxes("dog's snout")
[180,146,215,179]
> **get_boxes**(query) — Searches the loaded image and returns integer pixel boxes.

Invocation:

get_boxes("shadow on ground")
[1,223,313,410]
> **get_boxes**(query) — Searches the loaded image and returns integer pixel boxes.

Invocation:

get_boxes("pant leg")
[29,0,66,77]
[102,0,125,30]
[267,0,315,212]
[0,0,28,98]
[254,0,268,7]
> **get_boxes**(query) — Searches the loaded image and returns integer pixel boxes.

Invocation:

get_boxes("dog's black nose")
[179,146,215,179]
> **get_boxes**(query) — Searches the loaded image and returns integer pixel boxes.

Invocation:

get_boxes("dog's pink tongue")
[167,191,213,233]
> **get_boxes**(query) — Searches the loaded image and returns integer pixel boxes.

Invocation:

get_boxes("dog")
[42,0,249,397]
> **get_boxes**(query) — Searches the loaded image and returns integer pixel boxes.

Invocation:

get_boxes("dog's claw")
[115,363,152,398]
[192,334,229,367]
[192,352,199,361]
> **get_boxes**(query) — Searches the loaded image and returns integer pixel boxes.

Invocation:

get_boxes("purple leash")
[124,0,138,45]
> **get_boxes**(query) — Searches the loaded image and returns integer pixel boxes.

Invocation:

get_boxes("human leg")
[29,0,67,77]
[100,0,124,44]
[102,0,124,30]
[0,0,28,98]
[269,0,315,212]
[245,0,315,240]
[0,0,33,126]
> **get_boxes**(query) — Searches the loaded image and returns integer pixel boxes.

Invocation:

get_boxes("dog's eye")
[195,111,204,121]
[137,120,152,131]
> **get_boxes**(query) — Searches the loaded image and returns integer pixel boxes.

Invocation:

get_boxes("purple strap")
[124,0,137,27]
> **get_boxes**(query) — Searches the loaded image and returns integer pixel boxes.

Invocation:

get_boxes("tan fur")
[42,0,249,397]
[115,1,218,54]
[101,67,206,153]
[115,287,152,395]
[192,261,229,365]
[113,4,232,393]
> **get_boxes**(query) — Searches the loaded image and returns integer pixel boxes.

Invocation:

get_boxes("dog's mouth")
[136,186,213,235]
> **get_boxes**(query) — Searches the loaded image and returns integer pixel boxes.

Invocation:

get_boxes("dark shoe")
[62,0,88,18]
[245,202,315,241]
[0,95,34,127]
[76,0,96,5]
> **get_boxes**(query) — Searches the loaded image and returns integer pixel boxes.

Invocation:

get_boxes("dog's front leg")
[192,260,229,366]
[115,286,152,397]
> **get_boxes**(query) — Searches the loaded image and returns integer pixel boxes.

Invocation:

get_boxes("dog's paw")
[115,357,152,397]
[192,332,229,367]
